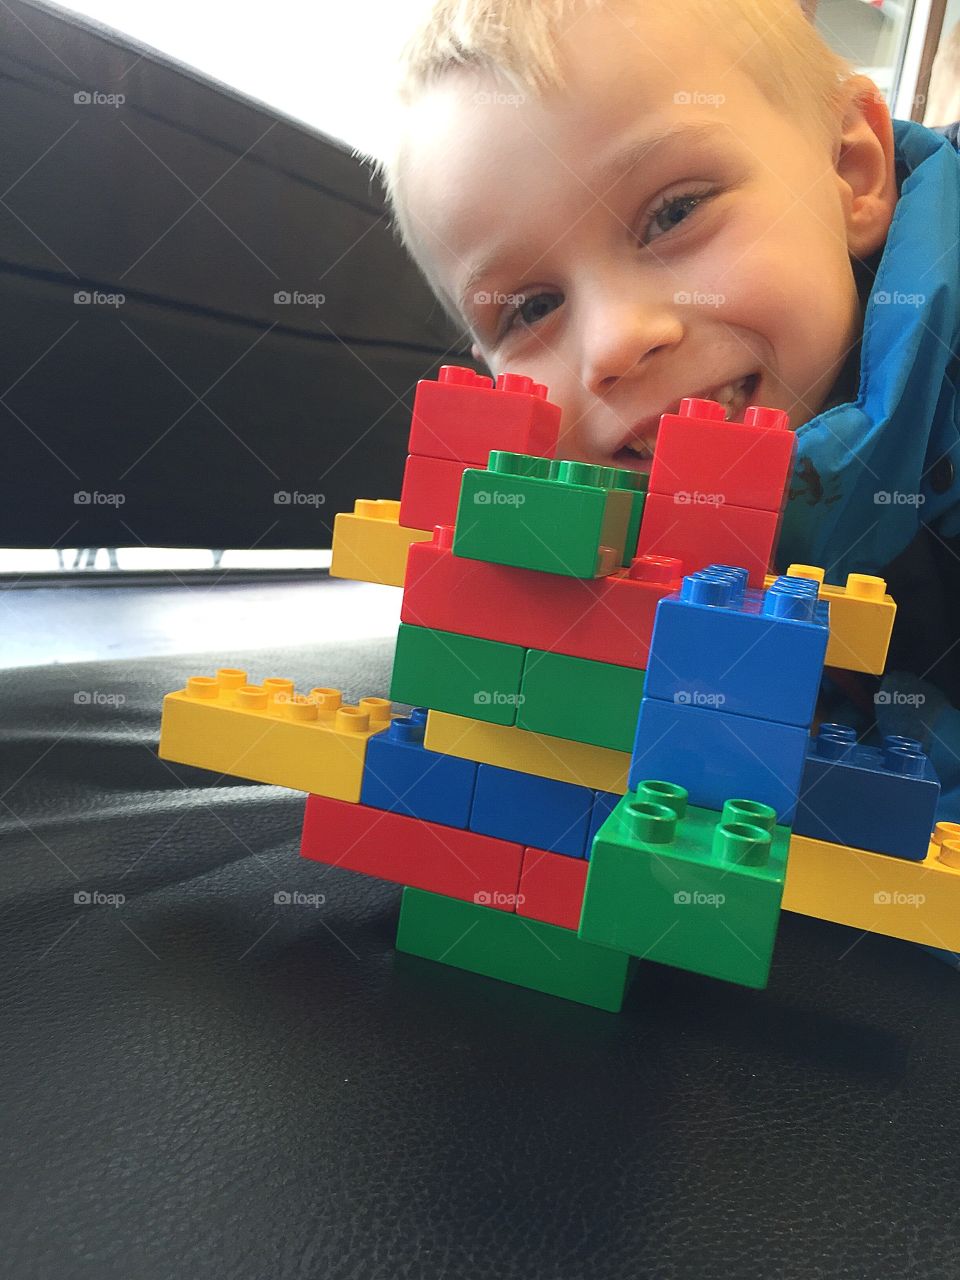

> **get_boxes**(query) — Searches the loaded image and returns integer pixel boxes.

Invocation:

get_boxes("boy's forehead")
[401,6,770,310]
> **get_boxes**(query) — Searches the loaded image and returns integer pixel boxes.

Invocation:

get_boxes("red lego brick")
[398,455,469,531]
[401,525,684,669]
[300,793,523,909]
[635,490,779,587]
[408,365,561,464]
[517,847,589,930]
[647,398,796,512]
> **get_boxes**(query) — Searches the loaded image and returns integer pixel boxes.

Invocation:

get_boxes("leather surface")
[3,638,960,1279]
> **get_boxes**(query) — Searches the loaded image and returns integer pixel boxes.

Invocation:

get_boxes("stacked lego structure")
[159,367,960,1012]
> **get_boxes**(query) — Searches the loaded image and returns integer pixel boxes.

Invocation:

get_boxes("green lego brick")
[517,648,646,751]
[389,623,525,725]
[453,452,634,578]
[396,886,637,1012]
[614,468,647,566]
[578,782,790,989]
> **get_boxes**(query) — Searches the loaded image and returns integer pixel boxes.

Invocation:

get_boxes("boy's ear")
[834,75,899,259]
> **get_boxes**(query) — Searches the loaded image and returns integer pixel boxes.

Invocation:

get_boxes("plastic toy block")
[453,453,633,578]
[579,783,790,988]
[360,711,478,828]
[396,886,636,1011]
[329,499,431,587]
[782,823,960,950]
[159,670,392,801]
[616,470,648,565]
[389,623,526,726]
[586,791,621,858]
[629,696,809,824]
[398,454,469,531]
[647,397,796,511]
[407,365,561,463]
[402,526,683,669]
[643,567,828,727]
[300,794,522,907]
[767,564,896,675]
[424,710,631,794]
[517,847,590,930]
[794,725,940,860]
[635,490,779,587]
[468,763,594,857]
[518,649,646,752]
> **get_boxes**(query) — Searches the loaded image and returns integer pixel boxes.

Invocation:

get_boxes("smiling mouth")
[612,372,760,468]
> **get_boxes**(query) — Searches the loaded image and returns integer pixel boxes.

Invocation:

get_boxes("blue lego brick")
[468,763,594,857]
[360,711,478,828]
[629,695,809,824]
[643,567,829,727]
[794,724,940,860]
[586,790,621,859]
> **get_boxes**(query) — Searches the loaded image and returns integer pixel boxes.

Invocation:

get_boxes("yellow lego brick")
[782,822,960,950]
[159,667,392,801]
[330,499,431,587]
[765,564,896,675]
[423,709,630,793]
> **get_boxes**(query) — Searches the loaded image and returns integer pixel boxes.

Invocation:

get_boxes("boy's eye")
[644,190,708,244]
[501,291,562,337]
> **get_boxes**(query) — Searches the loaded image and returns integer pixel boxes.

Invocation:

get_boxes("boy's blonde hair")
[374,0,856,326]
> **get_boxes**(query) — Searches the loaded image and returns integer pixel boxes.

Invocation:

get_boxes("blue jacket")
[776,119,960,964]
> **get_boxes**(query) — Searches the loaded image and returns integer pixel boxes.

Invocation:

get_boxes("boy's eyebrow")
[457,120,730,313]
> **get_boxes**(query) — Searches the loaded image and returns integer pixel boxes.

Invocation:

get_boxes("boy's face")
[401,6,890,469]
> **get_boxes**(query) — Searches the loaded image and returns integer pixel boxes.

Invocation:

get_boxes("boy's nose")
[582,303,683,397]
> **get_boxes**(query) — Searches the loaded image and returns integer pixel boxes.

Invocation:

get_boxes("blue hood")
[777,119,960,583]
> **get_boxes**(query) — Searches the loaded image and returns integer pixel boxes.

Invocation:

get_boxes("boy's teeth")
[624,375,753,457]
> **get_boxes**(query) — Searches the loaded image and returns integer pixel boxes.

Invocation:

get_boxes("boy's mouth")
[611,371,760,469]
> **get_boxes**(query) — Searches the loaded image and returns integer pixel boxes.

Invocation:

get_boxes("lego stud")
[359,697,392,724]
[496,372,533,395]
[596,546,620,576]
[634,780,688,819]
[786,564,825,588]
[881,742,927,776]
[556,460,608,488]
[263,678,295,704]
[439,364,490,387]
[309,688,343,718]
[236,684,268,710]
[813,724,856,760]
[713,821,771,866]
[610,467,648,492]
[186,676,219,700]
[743,405,789,431]
[488,450,551,479]
[286,694,319,722]
[678,397,726,420]
[335,706,370,733]
[937,839,960,870]
[388,716,426,744]
[409,707,429,724]
[355,499,399,521]
[623,800,677,845]
[721,798,776,834]
[761,583,817,622]
[627,555,683,583]
[680,572,734,607]
[216,668,247,689]
[931,821,960,848]
[433,524,455,550]
[845,573,887,600]
[882,734,924,753]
